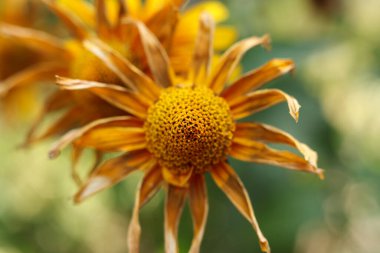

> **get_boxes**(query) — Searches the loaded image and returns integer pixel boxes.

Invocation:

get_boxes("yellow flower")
[0,0,236,140]
[50,13,323,253]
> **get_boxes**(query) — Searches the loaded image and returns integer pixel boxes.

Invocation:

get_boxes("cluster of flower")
[0,1,323,252]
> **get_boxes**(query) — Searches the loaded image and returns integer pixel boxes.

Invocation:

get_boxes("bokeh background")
[1,0,380,252]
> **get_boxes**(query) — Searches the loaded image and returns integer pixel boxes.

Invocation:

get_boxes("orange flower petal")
[210,162,270,253]
[192,12,214,82]
[83,38,160,101]
[165,185,187,253]
[128,164,162,253]
[95,0,111,37]
[230,140,324,178]
[162,166,193,188]
[56,76,149,118]
[48,116,144,159]
[189,174,208,253]
[122,19,173,88]
[221,59,295,102]
[42,0,88,40]
[229,88,300,122]
[207,35,271,94]
[74,150,154,203]
[234,122,318,166]
[0,62,66,97]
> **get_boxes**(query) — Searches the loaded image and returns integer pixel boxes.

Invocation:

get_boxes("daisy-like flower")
[50,13,323,253]
[0,0,235,142]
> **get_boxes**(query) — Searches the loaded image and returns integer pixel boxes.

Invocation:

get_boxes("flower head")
[50,12,323,253]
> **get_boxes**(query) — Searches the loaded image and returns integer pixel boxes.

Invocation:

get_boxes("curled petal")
[74,150,154,203]
[207,35,271,94]
[192,12,214,82]
[48,116,144,159]
[229,89,300,122]
[56,76,149,118]
[234,122,318,166]
[230,140,323,178]
[210,162,270,252]
[189,174,208,253]
[122,19,174,88]
[165,185,187,253]
[128,164,162,253]
[222,59,295,102]
[83,39,160,101]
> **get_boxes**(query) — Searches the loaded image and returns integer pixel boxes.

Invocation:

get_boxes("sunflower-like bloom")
[50,13,323,253]
[0,0,235,143]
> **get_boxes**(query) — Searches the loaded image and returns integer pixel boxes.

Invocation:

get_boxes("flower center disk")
[145,86,235,175]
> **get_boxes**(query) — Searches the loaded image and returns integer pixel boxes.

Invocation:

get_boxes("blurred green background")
[1,0,380,252]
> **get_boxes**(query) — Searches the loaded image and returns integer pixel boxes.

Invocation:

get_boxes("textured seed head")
[145,86,235,175]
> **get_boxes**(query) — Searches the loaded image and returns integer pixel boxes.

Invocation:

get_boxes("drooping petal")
[74,150,154,203]
[192,12,214,82]
[162,166,193,188]
[207,35,271,94]
[234,122,318,166]
[189,174,208,253]
[122,18,173,88]
[95,0,111,37]
[165,185,187,253]
[221,59,295,102]
[0,22,67,56]
[56,76,149,118]
[210,162,270,253]
[0,62,67,96]
[48,116,144,159]
[83,38,160,100]
[128,164,163,253]
[230,140,323,178]
[42,0,88,40]
[229,89,300,122]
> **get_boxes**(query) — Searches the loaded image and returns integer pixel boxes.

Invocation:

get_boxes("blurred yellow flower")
[50,14,322,253]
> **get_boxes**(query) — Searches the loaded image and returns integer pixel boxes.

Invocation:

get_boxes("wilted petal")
[207,35,271,94]
[56,76,149,118]
[210,162,270,252]
[234,122,318,166]
[0,22,67,56]
[192,12,214,82]
[42,0,88,40]
[165,185,187,253]
[83,39,160,101]
[122,19,173,88]
[74,150,154,203]
[162,166,193,188]
[0,62,66,96]
[222,59,295,102]
[229,89,300,122]
[48,116,144,159]
[189,174,208,253]
[230,140,323,178]
[128,164,162,253]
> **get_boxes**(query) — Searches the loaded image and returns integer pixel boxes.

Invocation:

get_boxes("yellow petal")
[125,0,142,17]
[74,150,154,203]
[210,162,270,252]
[230,140,324,178]
[95,0,111,37]
[57,0,95,28]
[182,1,230,24]
[83,38,160,101]
[189,174,208,253]
[122,19,173,88]
[229,88,301,122]
[48,116,144,159]
[162,166,193,188]
[128,164,162,253]
[165,185,187,253]
[207,35,271,94]
[214,26,238,51]
[192,12,214,82]
[56,76,149,118]
[222,59,295,102]
[234,122,318,166]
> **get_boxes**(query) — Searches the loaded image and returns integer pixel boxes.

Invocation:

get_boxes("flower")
[50,13,323,253]
[0,0,236,143]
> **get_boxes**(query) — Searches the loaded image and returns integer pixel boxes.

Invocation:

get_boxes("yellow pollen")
[145,86,235,175]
